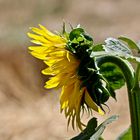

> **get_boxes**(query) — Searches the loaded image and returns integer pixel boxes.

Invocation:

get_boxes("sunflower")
[28,24,103,130]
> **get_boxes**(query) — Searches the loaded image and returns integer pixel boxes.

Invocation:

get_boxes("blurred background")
[0,0,140,139]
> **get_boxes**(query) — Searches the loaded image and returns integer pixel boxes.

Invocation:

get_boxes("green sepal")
[92,44,105,52]
[61,21,70,40]
[69,28,84,40]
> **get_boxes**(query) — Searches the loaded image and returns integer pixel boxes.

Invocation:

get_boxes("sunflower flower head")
[27,24,112,130]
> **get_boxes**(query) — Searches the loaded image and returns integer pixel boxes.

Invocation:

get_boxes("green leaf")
[118,36,140,52]
[116,127,132,140]
[90,115,119,140]
[98,137,104,140]
[70,115,119,140]
[69,28,84,40]
[100,63,125,90]
[70,118,97,140]
[92,44,105,52]
[104,37,132,56]
[103,37,140,63]
[124,55,140,63]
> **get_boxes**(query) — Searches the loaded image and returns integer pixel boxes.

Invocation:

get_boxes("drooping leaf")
[103,37,140,63]
[118,36,140,52]
[70,117,97,140]
[90,50,140,64]
[89,115,119,140]
[116,127,132,140]
[104,37,132,56]
[100,63,125,90]
[70,115,119,140]
[123,55,140,63]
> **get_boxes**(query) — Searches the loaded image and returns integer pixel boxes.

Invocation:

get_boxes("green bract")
[66,27,126,110]
[68,25,140,140]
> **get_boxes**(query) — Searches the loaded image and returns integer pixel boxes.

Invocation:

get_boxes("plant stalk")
[96,55,140,140]
[131,64,140,140]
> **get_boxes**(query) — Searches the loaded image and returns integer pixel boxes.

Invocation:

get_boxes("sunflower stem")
[95,55,140,140]
[131,64,140,140]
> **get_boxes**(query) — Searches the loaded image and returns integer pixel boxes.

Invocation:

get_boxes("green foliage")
[29,24,140,140]
[92,44,105,52]
[90,115,119,140]
[118,36,140,52]
[100,63,125,90]
[70,118,97,140]
[104,37,132,56]
[66,26,140,139]
[116,127,132,140]
[67,27,93,59]
[103,37,140,64]
[71,115,119,140]
[69,28,84,40]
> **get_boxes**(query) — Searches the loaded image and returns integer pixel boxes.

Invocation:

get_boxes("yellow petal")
[30,51,47,60]
[85,90,104,115]
[45,76,60,89]
[27,32,51,44]
[30,27,45,36]
[39,24,56,36]
[60,85,73,109]
[42,67,59,75]
[43,58,63,67]
[28,46,47,52]
[49,50,66,57]
[38,24,66,43]
[66,51,78,63]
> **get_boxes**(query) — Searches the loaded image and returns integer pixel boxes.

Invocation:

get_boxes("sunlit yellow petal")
[45,76,60,89]
[28,46,48,53]
[39,24,56,36]
[38,24,66,43]
[27,32,51,44]
[85,90,104,115]
[42,67,59,75]
[30,51,47,60]
[28,25,104,131]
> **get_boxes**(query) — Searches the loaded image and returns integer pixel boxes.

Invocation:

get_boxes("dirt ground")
[0,0,140,140]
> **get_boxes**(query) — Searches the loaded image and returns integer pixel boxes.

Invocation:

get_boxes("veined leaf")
[90,50,140,64]
[70,115,119,140]
[90,115,119,140]
[100,63,125,90]
[118,36,140,52]
[103,37,140,63]
[104,37,132,56]
[116,127,132,140]
[70,118,97,140]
